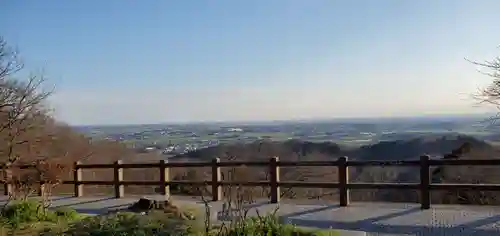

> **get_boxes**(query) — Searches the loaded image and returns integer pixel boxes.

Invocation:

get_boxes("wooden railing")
[4,155,500,210]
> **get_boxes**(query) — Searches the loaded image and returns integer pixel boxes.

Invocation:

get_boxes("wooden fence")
[4,155,500,210]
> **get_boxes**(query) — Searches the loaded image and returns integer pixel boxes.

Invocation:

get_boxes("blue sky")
[1,0,500,125]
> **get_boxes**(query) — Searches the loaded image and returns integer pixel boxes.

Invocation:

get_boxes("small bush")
[0,200,83,232]
[41,211,200,236]
[219,215,339,236]
[1,200,49,227]
[221,215,287,236]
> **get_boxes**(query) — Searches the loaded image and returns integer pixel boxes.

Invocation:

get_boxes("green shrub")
[39,210,338,236]
[219,215,294,236]
[0,200,83,231]
[1,200,50,228]
[40,211,200,236]
[219,215,339,236]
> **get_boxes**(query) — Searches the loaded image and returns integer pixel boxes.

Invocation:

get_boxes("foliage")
[0,200,81,231]
[39,211,199,236]
[1,200,49,228]
[37,211,338,236]
[216,214,339,236]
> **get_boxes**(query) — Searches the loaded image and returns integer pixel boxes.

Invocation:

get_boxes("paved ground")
[3,195,500,236]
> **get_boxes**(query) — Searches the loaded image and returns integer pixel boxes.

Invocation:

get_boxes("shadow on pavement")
[280,206,500,236]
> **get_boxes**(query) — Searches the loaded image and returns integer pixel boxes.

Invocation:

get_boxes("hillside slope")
[172,134,500,205]
[348,135,497,203]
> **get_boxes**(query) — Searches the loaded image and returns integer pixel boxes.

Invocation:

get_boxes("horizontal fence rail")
[3,156,500,209]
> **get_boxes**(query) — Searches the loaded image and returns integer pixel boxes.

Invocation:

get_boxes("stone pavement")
[2,195,500,236]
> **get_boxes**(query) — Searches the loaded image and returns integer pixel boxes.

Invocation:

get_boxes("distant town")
[104,127,279,155]
[75,114,500,157]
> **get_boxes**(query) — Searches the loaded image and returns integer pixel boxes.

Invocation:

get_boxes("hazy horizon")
[3,1,500,125]
[72,112,495,127]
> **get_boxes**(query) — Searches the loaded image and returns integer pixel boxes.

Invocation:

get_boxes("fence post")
[74,161,83,197]
[159,160,170,200]
[212,158,222,201]
[114,160,124,198]
[338,156,349,207]
[269,156,280,203]
[420,155,430,210]
[3,164,11,196]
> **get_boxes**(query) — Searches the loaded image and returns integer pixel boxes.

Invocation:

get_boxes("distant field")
[118,130,492,149]
[79,116,500,151]
[119,131,299,147]
[243,132,293,140]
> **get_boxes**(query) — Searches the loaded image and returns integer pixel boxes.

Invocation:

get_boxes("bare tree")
[0,37,52,163]
[468,52,500,122]
[0,37,58,203]
[0,36,159,199]
[0,38,22,79]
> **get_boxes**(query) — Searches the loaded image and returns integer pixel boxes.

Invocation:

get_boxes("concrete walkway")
[3,195,500,236]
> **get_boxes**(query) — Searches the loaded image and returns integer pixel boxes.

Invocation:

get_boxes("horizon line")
[70,112,496,128]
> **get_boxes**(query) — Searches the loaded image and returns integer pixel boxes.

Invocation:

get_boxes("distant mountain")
[172,140,342,161]
[174,134,492,162]
[351,134,493,161]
